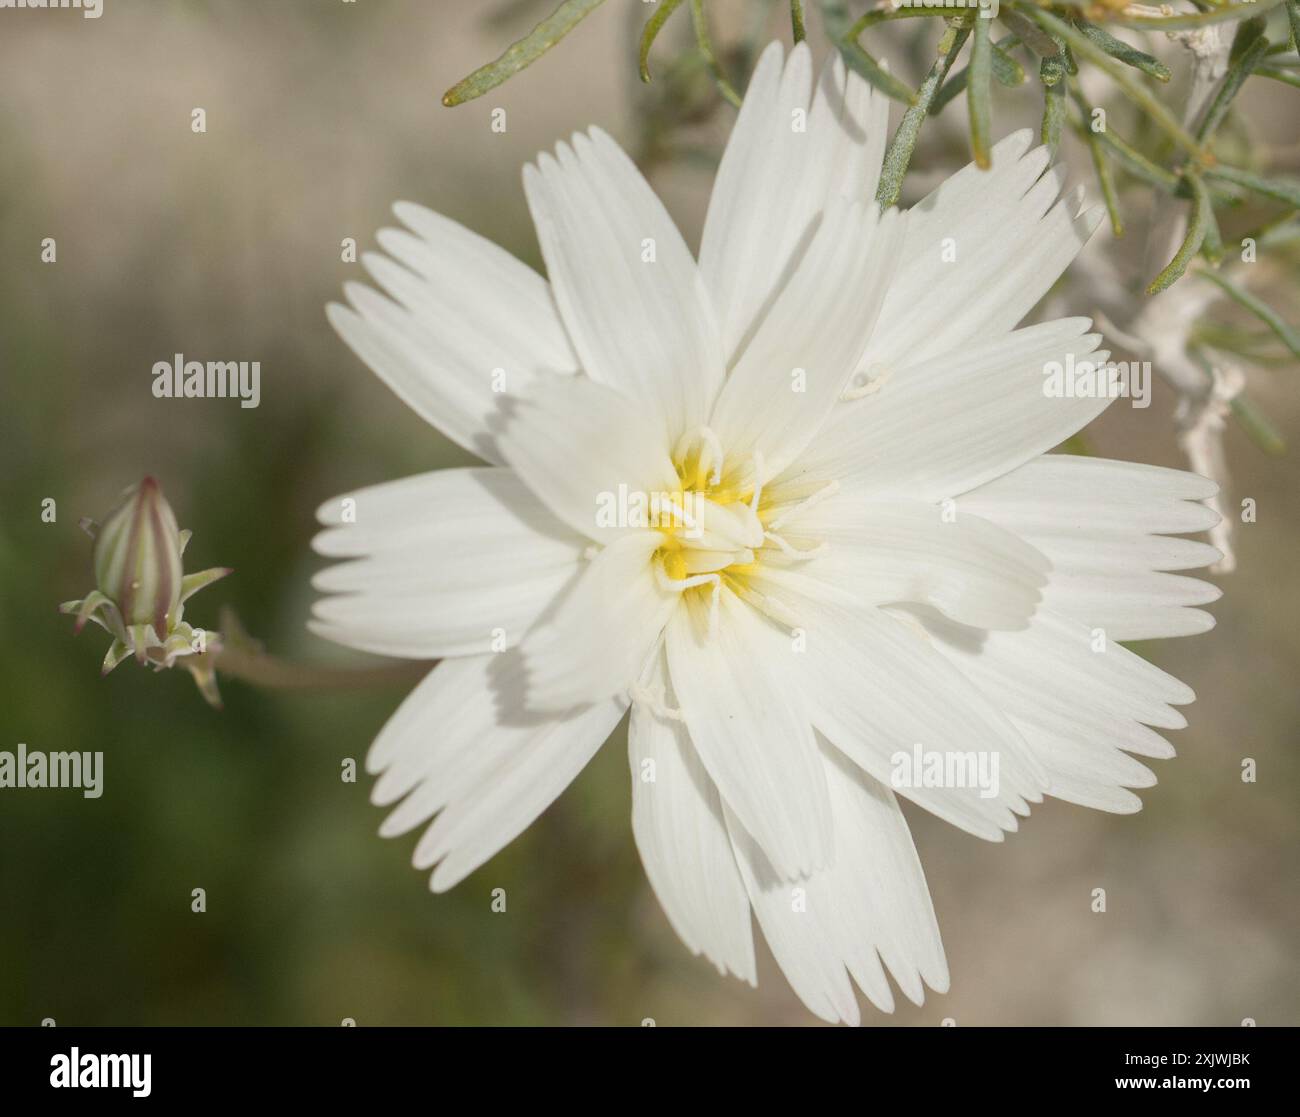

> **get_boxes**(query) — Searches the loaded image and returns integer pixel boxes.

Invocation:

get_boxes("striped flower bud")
[93,477,184,638]
[61,477,231,703]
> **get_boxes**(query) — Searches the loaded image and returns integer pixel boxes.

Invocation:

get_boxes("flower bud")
[92,477,184,636]
[61,476,232,703]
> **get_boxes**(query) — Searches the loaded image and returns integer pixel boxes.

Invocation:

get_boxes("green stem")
[214,645,433,692]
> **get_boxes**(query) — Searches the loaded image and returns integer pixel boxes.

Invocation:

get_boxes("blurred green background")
[0,0,1296,1025]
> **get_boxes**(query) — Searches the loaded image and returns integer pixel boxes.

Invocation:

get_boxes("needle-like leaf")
[1028,7,1205,160]
[639,0,688,83]
[1205,164,1300,208]
[878,19,973,207]
[1073,19,1171,82]
[442,0,607,107]
[689,0,741,108]
[791,0,807,44]
[1147,172,1210,294]
[1110,0,1283,31]
[1196,18,1271,141]
[1199,270,1300,358]
[1081,113,1123,236]
[822,0,918,105]
[968,14,993,169]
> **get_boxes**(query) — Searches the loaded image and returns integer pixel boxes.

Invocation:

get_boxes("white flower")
[312,42,1221,1024]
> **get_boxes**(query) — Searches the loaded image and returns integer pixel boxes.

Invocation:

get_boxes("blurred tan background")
[0,0,1296,1025]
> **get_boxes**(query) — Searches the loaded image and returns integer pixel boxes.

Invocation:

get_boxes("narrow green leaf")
[1199,269,1300,357]
[1074,19,1171,82]
[791,0,807,44]
[1205,164,1300,207]
[1082,117,1123,236]
[1110,0,1284,31]
[1147,174,1210,293]
[842,4,949,38]
[1192,174,1225,262]
[1028,8,1206,160]
[821,0,917,105]
[1229,13,1269,64]
[991,40,1026,86]
[931,65,969,115]
[1070,90,1180,192]
[931,35,1019,114]
[689,0,741,108]
[1041,71,1066,155]
[968,14,993,169]
[1040,41,1069,87]
[639,0,688,83]
[1257,65,1300,89]
[999,8,1061,56]
[877,20,973,207]
[837,36,916,104]
[1197,25,1271,141]
[1289,0,1300,54]
[1230,393,1287,454]
[1254,213,1300,249]
[443,0,606,106]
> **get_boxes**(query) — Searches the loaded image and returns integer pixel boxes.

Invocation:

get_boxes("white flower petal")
[496,372,680,543]
[962,455,1222,639]
[328,202,575,462]
[900,606,1194,813]
[868,131,1100,367]
[1010,718,1150,814]
[699,43,888,362]
[781,497,1050,631]
[665,587,832,879]
[311,468,583,657]
[751,581,1048,839]
[727,744,948,1025]
[708,202,905,480]
[792,318,1110,501]
[629,647,755,983]
[366,653,626,891]
[1039,570,1221,640]
[523,127,724,441]
[521,532,678,711]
